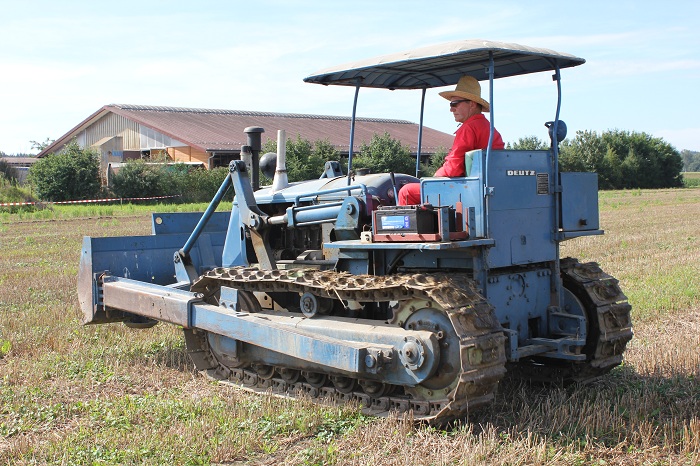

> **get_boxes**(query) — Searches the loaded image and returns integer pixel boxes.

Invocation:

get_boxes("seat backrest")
[464,149,478,177]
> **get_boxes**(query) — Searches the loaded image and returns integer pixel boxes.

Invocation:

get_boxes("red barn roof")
[38,104,454,157]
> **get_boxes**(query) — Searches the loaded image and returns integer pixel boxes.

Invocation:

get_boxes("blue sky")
[1,0,698,155]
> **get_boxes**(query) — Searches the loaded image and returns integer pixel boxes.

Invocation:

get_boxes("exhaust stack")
[272,129,289,192]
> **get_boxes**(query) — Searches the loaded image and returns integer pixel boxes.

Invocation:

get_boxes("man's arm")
[434,125,474,177]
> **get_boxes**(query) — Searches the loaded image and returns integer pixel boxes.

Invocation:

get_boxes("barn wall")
[167,146,209,164]
[85,113,140,150]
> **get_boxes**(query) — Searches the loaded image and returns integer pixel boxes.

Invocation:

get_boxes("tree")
[27,140,101,201]
[603,130,682,188]
[559,130,608,177]
[559,130,683,189]
[311,139,341,165]
[262,135,341,182]
[420,147,448,177]
[681,150,700,172]
[419,147,447,176]
[506,136,549,150]
[602,146,624,188]
[352,132,415,176]
[30,137,55,152]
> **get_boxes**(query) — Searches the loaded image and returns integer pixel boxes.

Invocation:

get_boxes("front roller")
[183,268,507,425]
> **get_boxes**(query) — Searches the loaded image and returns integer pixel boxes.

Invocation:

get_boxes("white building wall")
[139,126,186,149]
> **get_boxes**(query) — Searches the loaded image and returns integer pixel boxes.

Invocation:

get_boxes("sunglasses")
[449,99,470,108]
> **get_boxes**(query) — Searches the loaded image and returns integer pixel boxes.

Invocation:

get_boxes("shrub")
[0,175,36,207]
[109,161,232,203]
[27,141,101,201]
[111,160,167,199]
[0,160,19,182]
[176,166,231,203]
[682,172,700,188]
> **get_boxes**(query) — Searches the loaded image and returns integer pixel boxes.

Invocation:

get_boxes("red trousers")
[397,182,421,205]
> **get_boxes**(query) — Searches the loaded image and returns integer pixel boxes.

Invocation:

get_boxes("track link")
[561,258,634,380]
[185,267,507,425]
[508,258,633,384]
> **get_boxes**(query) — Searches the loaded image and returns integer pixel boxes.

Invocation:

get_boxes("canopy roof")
[304,39,585,89]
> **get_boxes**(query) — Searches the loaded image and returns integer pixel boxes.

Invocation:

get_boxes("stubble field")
[0,189,699,465]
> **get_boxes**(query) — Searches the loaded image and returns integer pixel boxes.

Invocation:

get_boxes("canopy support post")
[484,52,495,238]
[415,88,427,178]
[347,81,361,186]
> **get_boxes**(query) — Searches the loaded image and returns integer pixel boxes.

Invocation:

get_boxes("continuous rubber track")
[185,267,507,425]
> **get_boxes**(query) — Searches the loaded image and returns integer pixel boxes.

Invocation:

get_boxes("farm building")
[37,104,454,176]
[0,156,37,184]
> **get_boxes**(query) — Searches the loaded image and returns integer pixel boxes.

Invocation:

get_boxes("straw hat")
[439,76,490,112]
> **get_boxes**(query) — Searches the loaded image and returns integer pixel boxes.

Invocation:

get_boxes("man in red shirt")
[397,75,504,205]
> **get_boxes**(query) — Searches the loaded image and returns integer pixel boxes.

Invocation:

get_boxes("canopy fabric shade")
[304,39,585,89]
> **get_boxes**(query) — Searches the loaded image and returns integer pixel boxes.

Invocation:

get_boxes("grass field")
[684,172,700,188]
[1,189,699,465]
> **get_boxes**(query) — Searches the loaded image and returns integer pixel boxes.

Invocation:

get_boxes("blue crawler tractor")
[78,39,633,424]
